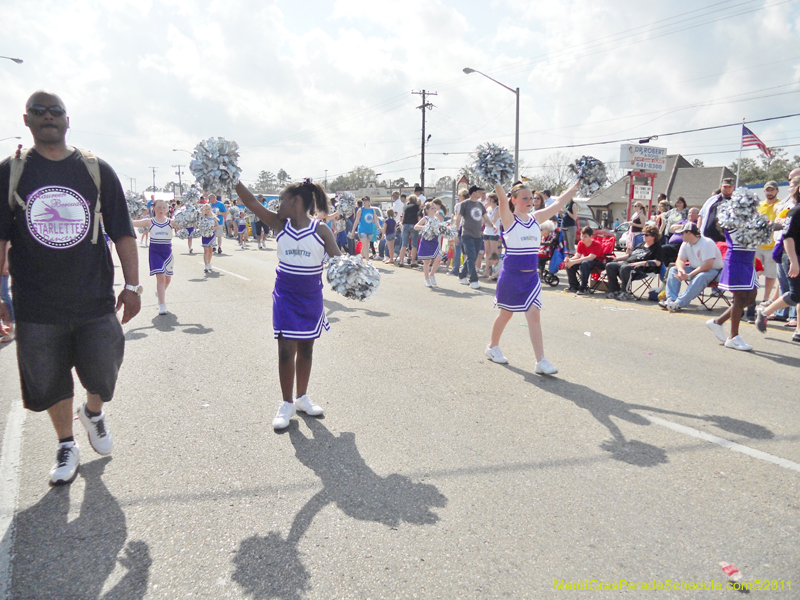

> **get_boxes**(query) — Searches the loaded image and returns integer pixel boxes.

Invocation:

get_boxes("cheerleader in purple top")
[705,228,759,351]
[236,179,342,430]
[414,202,444,287]
[485,180,580,375]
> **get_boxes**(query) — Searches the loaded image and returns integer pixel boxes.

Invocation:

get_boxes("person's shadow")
[502,365,774,468]
[7,457,151,599]
[232,418,447,599]
[124,313,214,340]
[323,299,390,324]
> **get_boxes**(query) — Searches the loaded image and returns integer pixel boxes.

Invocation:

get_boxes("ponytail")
[283,179,329,216]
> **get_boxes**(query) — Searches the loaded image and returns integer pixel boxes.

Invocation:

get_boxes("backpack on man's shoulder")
[7,145,104,244]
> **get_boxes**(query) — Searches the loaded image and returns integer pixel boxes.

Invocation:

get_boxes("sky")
[1,0,799,193]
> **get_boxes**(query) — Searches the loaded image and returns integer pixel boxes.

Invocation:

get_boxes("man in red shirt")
[564,226,604,294]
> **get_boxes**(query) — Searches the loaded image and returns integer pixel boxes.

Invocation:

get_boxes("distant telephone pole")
[173,164,185,196]
[148,167,158,193]
[412,90,436,189]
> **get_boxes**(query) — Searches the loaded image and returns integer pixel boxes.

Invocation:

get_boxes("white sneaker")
[158,304,167,315]
[430,275,437,287]
[725,335,753,351]
[706,319,726,343]
[470,281,481,289]
[459,278,469,285]
[49,442,80,485]
[295,395,324,416]
[272,401,296,429]
[534,357,558,375]
[77,403,113,455]
[425,279,432,287]
[485,345,508,364]
[667,300,681,313]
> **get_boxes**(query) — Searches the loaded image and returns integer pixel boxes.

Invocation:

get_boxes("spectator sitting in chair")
[565,226,604,295]
[666,206,700,245]
[660,222,723,312]
[605,225,663,301]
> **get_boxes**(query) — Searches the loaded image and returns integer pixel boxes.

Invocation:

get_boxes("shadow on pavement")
[8,457,151,600]
[231,418,447,599]
[323,299,390,323]
[124,313,214,340]
[502,365,774,468]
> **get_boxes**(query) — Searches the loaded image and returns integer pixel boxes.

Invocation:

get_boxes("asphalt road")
[1,233,798,599]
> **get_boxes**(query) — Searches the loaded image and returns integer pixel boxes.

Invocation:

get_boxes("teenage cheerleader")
[132,199,182,315]
[485,180,580,374]
[199,204,220,273]
[235,179,341,430]
[414,201,444,287]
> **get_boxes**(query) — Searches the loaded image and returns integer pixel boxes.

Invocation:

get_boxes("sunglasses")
[28,105,67,117]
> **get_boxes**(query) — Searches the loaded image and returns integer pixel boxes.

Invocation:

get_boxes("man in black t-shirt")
[0,90,141,486]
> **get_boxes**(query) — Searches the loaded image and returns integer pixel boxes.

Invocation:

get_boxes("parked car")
[613,222,630,250]
[574,215,614,247]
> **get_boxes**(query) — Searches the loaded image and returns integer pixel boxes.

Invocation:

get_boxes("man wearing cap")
[698,178,734,243]
[454,185,489,289]
[660,222,723,312]
[753,181,781,304]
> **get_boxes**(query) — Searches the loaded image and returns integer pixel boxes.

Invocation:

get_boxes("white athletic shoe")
[49,442,80,485]
[706,319,726,343]
[430,275,438,287]
[485,345,508,364]
[470,281,481,289]
[425,279,432,287]
[295,395,324,416]
[534,357,558,375]
[158,304,167,315]
[77,403,113,455]
[272,401,296,430]
[459,278,469,285]
[724,335,753,351]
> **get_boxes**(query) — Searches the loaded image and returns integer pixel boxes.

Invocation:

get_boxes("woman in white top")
[482,192,501,276]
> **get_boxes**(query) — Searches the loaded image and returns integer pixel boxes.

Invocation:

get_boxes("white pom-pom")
[181,186,201,206]
[569,156,608,196]
[267,198,280,212]
[198,217,217,237]
[176,228,190,240]
[421,219,451,241]
[173,206,199,229]
[336,194,356,218]
[326,255,381,301]
[125,191,145,219]
[189,137,242,195]
[717,187,773,248]
[474,143,515,184]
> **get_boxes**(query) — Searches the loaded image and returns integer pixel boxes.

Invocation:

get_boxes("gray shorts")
[15,313,125,412]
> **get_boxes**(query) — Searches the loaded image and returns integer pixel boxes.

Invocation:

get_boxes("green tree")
[729,148,800,185]
[435,176,454,191]
[691,159,705,168]
[252,170,277,193]
[328,166,378,192]
[277,169,291,187]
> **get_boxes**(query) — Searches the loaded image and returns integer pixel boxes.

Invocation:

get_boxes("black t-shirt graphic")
[0,149,134,324]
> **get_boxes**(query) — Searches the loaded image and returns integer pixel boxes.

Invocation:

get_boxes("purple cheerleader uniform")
[495,214,542,312]
[148,218,174,276]
[272,219,330,339]
[200,217,216,247]
[417,218,441,260]
[718,230,758,292]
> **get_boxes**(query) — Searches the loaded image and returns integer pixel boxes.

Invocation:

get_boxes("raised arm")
[130,217,150,228]
[534,180,580,222]
[494,184,515,231]
[235,182,284,231]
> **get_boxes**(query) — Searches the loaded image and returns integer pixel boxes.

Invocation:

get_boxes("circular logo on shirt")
[364,211,374,224]
[26,186,91,249]
[470,207,483,221]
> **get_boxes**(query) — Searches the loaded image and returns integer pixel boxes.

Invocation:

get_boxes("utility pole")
[148,167,158,194]
[412,90,436,189]
[325,170,328,190]
[173,164,185,197]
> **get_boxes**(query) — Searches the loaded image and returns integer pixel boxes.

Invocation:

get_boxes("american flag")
[742,125,772,158]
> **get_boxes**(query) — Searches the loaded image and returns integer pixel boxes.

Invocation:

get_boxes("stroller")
[538,223,565,287]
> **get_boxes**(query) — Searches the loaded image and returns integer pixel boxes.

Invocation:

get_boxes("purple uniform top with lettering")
[495,214,543,312]
[273,219,330,339]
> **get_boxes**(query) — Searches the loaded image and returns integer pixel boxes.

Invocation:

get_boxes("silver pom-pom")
[182,186,201,206]
[267,198,280,212]
[173,205,199,229]
[125,191,145,219]
[176,228,190,240]
[189,137,242,195]
[421,218,452,241]
[326,255,381,301]
[569,156,608,196]
[473,143,515,184]
[717,187,773,248]
[336,194,356,218]
[198,217,217,237]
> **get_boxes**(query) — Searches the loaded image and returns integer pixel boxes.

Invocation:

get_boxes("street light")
[463,67,520,182]
[1,136,21,142]
[173,149,191,154]
[0,56,23,64]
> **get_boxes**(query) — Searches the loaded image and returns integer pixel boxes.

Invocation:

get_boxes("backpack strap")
[8,146,30,212]
[77,148,102,244]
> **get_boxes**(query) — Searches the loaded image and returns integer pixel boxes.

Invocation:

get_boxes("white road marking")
[197,262,250,281]
[0,400,27,600]
[646,414,800,474]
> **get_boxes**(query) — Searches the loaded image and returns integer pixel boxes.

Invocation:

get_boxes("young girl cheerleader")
[485,180,580,374]
[237,211,249,247]
[235,179,341,430]
[414,201,444,287]
[199,204,220,273]
[132,199,182,315]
